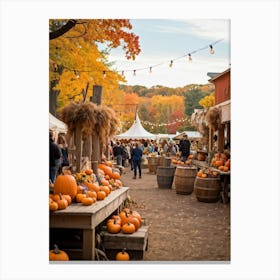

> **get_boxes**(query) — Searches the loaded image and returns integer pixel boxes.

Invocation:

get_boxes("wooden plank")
[50,215,92,229]
[50,187,129,228]
[83,229,95,260]
[103,226,149,251]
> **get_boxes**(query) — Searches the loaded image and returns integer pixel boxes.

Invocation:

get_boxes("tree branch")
[49,19,77,40]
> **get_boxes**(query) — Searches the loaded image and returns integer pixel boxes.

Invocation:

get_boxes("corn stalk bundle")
[205,107,221,131]
[61,101,119,148]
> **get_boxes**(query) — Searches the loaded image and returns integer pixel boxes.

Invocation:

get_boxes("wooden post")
[209,127,214,153]
[218,124,225,152]
[75,126,82,172]
[90,85,103,104]
[91,85,103,174]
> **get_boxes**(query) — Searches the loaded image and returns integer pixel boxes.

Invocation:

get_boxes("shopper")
[131,142,143,179]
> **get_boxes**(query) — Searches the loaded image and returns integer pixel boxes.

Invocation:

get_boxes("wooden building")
[207,68,231,152]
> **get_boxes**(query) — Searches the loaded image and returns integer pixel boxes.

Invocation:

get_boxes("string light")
[54,39,224,77]
[103,70,106,78]
[209,44,214,54]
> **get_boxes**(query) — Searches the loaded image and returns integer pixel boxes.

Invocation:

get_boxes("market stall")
[50,187,129,260]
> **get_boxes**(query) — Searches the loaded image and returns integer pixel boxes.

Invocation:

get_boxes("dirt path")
[120,165,230,261]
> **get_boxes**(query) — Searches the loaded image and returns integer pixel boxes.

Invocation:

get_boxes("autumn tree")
[184,87,208,116]
[49,19,141,115]
[199,92,215,109]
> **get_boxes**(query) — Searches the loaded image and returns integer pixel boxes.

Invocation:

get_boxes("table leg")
[221,175,230,204]
[83,229,95,260]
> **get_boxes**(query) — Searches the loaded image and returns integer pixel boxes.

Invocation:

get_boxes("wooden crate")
[103,226,149,260]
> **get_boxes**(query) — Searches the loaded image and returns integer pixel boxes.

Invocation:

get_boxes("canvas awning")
[49,113,68,134]
[115,113,156,140]
[172,131,202,140]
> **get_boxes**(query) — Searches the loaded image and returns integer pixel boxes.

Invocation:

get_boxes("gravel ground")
[120,165,230,261]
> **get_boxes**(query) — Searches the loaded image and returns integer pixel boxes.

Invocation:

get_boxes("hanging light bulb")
[133,70,136,76]
[149,66,152,73]
[121,71,124,76]
[74,70,79,78]
[209,44,215,54]
[103,70,106,78]
[188,54,192,61]
[169,60,173,67]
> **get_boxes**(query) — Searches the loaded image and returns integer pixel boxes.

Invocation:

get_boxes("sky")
[108,19,230,88]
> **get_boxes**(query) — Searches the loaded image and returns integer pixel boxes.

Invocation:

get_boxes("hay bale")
[205,107,221,131]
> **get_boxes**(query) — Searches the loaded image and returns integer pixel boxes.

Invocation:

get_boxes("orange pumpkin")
[107,219,121,234]
[218,166,225,171]
[119,210,130,225]
[56,194,68,210]
[81,197,95,206]
[87,190,97,199]
[84,168,93,175]
[116,249,130,261]
[121,223,136,234]
[127,215,140,231]
[54,174,78,199]
[49,200,58,211]
[49,244,69,261]
[225,160,230,169]
[76,193,86,203]
[223,166,229,172]
[131,210,142,226]
[215,160,224,167]
[62,194,72,205]
[110,172,121,180]
[100,185,110,196]
[101,179,110,186]
[97,190,106,200]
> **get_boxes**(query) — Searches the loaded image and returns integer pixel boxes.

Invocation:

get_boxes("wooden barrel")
[157,156,165,167]
[147,157,159,174]
[194,176,221,203]
[156,166,175,189]
[174,166,197,195]
[158,157,172,167]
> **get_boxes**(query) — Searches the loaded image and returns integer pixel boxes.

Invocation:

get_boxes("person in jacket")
[131,142,143,179]
[113,141,123,166]
[49,130,62,183]
[179,134,191,162]
[57,133,69,174]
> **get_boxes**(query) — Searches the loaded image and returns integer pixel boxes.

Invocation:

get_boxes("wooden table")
[213,169,230,204]
[50,187,129,260]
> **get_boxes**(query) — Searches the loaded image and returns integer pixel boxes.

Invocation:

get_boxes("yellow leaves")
[49,19,141,113]
[199,92,215,109]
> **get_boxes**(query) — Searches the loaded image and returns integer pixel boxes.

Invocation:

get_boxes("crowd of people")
[49,129,191,182]
[108,134,191,179]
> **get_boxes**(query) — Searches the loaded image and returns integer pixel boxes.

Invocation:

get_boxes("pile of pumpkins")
[107,207,142,235]
[197,167,220,178]
[210,152,230,172]
[49,162,123,212]
[171,154,194,166]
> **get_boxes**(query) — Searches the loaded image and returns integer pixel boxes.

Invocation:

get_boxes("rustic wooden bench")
[50,187,129,260]
[103,226,149,260]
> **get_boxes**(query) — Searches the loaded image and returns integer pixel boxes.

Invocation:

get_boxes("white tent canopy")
[116,113,156,140]
[49,113,68,134]
[172,131,202,140]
